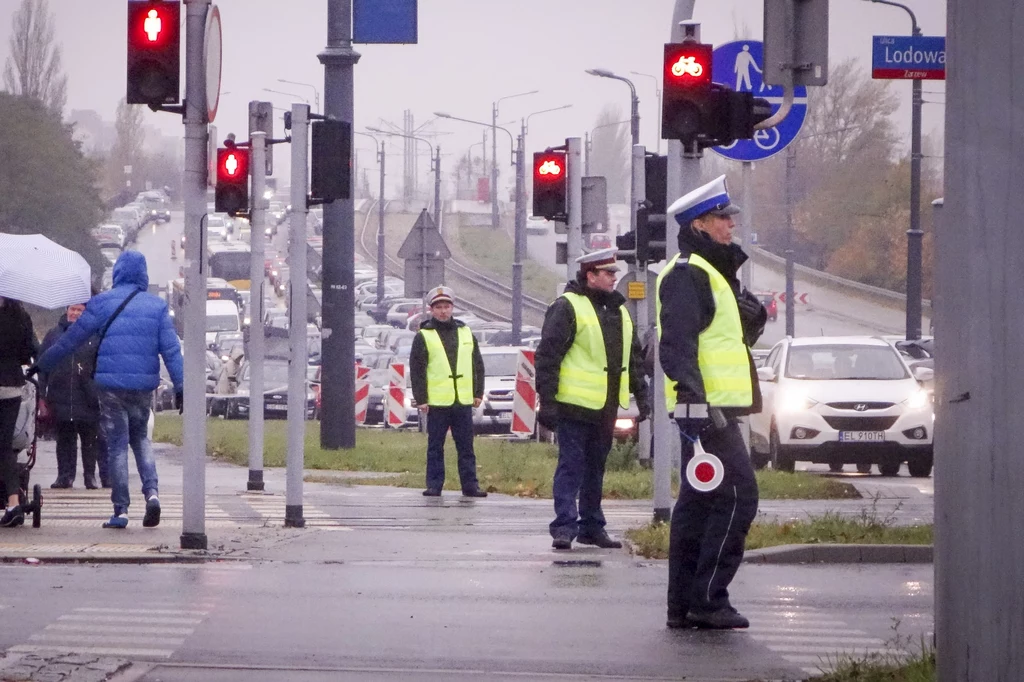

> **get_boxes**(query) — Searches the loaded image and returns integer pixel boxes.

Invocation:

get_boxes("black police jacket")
[536,279,649,426]
[39,316,99,422]
[658,226,766,417]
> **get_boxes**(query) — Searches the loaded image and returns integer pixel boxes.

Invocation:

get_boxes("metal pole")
[740,161,753,291]
[247,130,267,491]
[286,103,309,528]
[906,45,923,340]
[511,131,525,345]
[584,133,591,177]
[632,144,653,473]
[433,146,441,230]
[491,103,499,230]
[376,142,386,310]
[179,0,209,551]
[784,145,796,337]
[565,137,583,281]
[629,84,640,236]
[318,0,359,449]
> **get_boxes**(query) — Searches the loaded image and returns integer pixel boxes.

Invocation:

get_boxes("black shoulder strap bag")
[91,290,141,380]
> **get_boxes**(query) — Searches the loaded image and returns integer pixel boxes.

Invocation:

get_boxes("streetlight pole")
[356,131,386,311]
[368,127,442,228]
[261,88,310,107]
[630,71,661,154]
[492,91,538,231]
[586,69,641,233]
[277,78,321,114]
[867,0,923,340]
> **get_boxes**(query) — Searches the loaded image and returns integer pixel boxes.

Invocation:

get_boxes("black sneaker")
[143,496,161,528]
[575,530,623,549]
[0,506,25,528]
[686,608,750,630]
[422,488,441,497]
[551,536,573,550]
[461,488,488,498]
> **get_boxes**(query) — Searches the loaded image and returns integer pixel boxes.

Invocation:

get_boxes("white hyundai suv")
[749,336,934,477]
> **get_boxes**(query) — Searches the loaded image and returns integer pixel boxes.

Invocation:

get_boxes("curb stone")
[625,540,933,564]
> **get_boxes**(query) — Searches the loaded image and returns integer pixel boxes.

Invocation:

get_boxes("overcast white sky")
[0,0,946,196]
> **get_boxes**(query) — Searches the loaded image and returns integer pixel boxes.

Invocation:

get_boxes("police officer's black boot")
[575,529,622,549]
[686,607,750,629]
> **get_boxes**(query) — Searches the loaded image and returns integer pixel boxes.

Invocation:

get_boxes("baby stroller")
[3,378,43,528]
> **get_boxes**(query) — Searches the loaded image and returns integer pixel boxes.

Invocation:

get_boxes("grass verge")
[154,416,860,502]
[624,502,933,559]
[457,224,562,302]
[808,620,935,681]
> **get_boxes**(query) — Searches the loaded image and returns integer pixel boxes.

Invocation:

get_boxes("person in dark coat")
[535,248,649,550]
[658,175,767,630]
[0,296,38,527]
[38,303,104,489]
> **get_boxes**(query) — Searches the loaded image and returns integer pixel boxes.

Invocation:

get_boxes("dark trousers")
[550,417,614,539]
[425,405,479,491]
[0,397,21,499]
[54,420,99,485]
[668,420,759,617]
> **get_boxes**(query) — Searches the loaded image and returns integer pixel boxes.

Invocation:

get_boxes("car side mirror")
[912,366,934,383]
[756,366,776,382]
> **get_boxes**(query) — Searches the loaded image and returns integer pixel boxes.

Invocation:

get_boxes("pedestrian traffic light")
[310,119,352,202]
[662,42,713,146]
[635,207,667,264]
[215,147,250,217]
[126,0,181,106]
[615,231,637,265]
[533,151,567,221]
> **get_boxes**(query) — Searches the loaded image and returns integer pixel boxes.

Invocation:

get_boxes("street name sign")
[872,36,946,80]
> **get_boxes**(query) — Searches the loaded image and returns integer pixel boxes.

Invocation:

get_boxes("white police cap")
[426,285,455,306]
[575,247,620,272]
[667,174,741,227]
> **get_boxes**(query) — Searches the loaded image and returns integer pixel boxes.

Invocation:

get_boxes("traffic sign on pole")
[710,41,807,162]
[872,36,946,80]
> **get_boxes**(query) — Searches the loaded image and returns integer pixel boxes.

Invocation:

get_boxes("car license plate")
[267,404,287,411]
[839,431,885,442]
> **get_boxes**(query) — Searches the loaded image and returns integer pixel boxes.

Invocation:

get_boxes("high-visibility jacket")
[555,292,633,410]
[420,326,475,406]
[656,252,753,412]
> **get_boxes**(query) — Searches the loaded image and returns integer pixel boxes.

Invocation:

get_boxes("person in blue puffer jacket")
[37,251,183,530]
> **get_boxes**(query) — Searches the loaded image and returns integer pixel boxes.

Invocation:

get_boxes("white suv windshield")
[785,345,909,381]
[483,353,519,377]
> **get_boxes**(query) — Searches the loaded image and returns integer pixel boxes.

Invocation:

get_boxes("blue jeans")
[97,389,158,514]
[425,405,479,491]
[550,417,613,539]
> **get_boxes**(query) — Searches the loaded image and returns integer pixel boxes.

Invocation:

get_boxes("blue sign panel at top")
[353,0,418,44]
[872,36,945,80]
[710,40,807,163]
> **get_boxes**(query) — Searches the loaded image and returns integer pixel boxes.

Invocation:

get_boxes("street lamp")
[864,0,923,341]
[368,126,443,230]
[277,79,321,114]
[355,130,387,312]
[630,71,662,153]
[491,91,538,230]
[585,118,631,176]
[586,69,641,233]
[262,88,310,107]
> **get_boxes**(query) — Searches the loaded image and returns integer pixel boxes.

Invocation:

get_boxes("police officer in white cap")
[536,248,649,550]
[657,175,767,630]
[409,286,487,497]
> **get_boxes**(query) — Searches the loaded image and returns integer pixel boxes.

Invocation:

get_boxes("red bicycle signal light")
[533,151,567,220]
[663,43,713,88]
[662,42,714,145]
[126,1,181,105]
[215,147,250,216]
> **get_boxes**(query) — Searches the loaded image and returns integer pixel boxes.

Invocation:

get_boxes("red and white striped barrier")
[354,364,371,424]
[512,350,537,436]
[387,362,406,428]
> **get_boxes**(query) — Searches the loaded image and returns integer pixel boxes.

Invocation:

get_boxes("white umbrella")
[0,233,92,309]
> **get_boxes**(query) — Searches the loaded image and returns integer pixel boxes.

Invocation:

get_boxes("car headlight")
[614,418,635,431]
[778,389,818,414]
[903,389,931,410]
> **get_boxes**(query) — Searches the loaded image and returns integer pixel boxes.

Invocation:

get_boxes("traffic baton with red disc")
[685,439,725,492]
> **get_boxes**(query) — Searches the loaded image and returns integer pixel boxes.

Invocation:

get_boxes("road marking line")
[75,607,209,616]
[30,633,187,646]
[768,644,889,654]
[58,614,202,625]
[9,644,174,658]
[45,623,194,636]
[754,634,883,645]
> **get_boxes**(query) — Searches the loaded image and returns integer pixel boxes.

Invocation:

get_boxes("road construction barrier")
[355,364,370,424]
[387,362,406,428]
[512,350,537,436]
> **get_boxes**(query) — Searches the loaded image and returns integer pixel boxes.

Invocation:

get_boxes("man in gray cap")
[409,286,487,497]
[657,175,767,630]
[536,248,649,550]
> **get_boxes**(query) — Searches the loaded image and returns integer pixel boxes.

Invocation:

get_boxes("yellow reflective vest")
[420,326,475,407]
[656,252,753,412]
[555,292,633,411]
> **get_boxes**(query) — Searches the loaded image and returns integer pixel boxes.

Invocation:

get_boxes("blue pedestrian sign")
[710,40,807,162]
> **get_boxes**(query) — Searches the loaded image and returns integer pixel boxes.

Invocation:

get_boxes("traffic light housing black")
[615,231,636,265]
[310,119,352,202]
[532,151,567,221]
[662,42,713,146]
[126,0,181,106]
[636,207,667,265]
[214,147,250,217]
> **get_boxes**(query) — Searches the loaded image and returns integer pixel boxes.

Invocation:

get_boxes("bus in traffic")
[208,243,251,291]
[168,277,240,339]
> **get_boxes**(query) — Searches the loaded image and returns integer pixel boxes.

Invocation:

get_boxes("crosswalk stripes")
[239,492,332,522]
[744,607,891,676]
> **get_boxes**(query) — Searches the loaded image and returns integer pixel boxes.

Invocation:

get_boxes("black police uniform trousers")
[668,419,759,617]
[55,419,100,486]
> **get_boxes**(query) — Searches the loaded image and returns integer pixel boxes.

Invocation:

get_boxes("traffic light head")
[310,119,352,203]
[215,147,250,217]
[662,42,713,146]
[126,0,181,105]
[532,151,567,221]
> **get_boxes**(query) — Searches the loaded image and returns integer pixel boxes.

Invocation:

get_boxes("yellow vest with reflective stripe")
[656,252,753,412]
[555,292,633,410]
[420,326,475,407]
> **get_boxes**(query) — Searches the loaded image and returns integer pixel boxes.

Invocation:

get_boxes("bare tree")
[588,104,630,204]
[104,98,146,196]
[3,0,68,117]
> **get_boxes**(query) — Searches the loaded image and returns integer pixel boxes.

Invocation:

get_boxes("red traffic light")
[128,2,178,50]
[126,0,181,105]
[215,147,250,216]
[534,152,565,181]
[663,43,713,88]
[217,148,249,181]
[532,151,567,220]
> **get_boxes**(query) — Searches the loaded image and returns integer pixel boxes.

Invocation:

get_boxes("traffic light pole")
[565,137,583,281]
[286,103,309,529]
[740,161,753,291]
[377,142,386,311]
[318,0,360,450]
[247,131,267,492]
[179,0,210,551]
[511,133,525,346]
[631,143,653,477]
[784,145,796,337]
